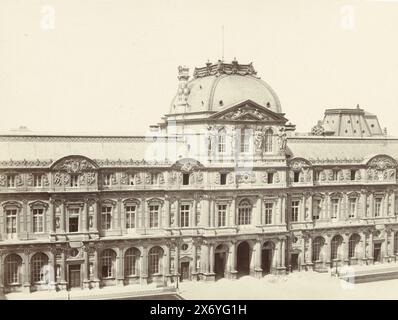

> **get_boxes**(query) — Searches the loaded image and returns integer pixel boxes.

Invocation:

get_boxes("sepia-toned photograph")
[1,0,398,312]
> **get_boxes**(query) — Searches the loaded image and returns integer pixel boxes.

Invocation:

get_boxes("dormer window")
[151,173,158,185]
[33,174,42,187]
[7,175,15,187]
[104,174,112,186]
[182,173,190,185]
[70,174,79,187]
[293,171,300,183]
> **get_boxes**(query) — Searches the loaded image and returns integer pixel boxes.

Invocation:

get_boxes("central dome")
[170,60,282,115]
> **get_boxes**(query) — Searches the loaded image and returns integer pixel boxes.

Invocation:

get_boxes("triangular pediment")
[209,99,287,122]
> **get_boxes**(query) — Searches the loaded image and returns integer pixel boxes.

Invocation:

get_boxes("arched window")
[148,246,163,276]
[31,252,49,283]
[125,248,140,277]
[238,200,252,225]
[312,237,324,262]
[5,254,22,285]
[331,235,343,260]
[348,234,361,258]
[101,249,116,279]
[264,129,273,152]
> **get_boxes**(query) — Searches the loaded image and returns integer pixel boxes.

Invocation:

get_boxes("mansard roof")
[287,136,398,165]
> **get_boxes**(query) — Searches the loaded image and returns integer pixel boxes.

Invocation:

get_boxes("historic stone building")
[1,59,398,294]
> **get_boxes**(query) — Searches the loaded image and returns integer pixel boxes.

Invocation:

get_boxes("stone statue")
[278,127,287,153]
[255,128,264,151]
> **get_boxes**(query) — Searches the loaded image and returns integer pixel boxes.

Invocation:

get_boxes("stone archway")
[236,241,250,276]
[214,244,229,279]
[261,241,274,275]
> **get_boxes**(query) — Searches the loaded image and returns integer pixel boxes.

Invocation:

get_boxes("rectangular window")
[314,171,320,182]
[374,198,382,217]
[291,200,299,222]
[149,205,159,228]
[267,173,274,184]
[333,170,339,181]
[7,175,15,187]
[129,174,135,185]
[33,174,42,187]
[240,129,250,153]
[70,174,79,187]
[331,198,339,219]
[264,202,273,225]
[6,209,17,234]
[220,173,227,185]
[69,216,79,232]
[180,204,190,227]
[217,204,227,227]
[33,208,44,233]
[101,206,112,230]
[151,173,158,185]
[182,173,190,185]
[103,174,111,186]
[312,199,321,220]
[349,198,357,218]
[125,205,136,229]
[218,133,226,153]
[293,172,300,183]
[350,170,357,181]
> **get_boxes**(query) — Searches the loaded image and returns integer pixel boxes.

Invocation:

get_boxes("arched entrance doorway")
[214,244,228,279]
[261,241,274,275]
[236,241,250,276]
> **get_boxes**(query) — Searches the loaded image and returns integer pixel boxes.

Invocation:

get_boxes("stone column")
[200,243,209,275]
[163,244,171,283]
[209,243,215,275]
[191,242,198,281]
[140,197,146,229]
[119,198,125,231]
[391,230,396,259]
[368,232,374,263]
[93,200,98,232]
[325,234,331,267]
[22,251,31,293]
[191,198,197,228]
[82,200,88,232]
[230,197,236,226]
[140,246,148,285]
[391,192,396,217]
[280,196,286,224]
[164,196,170,228]
[59,250,68,290]
[307,237,313,270]
[49,199,55,234]
[300,196,306,222]
[200,196,210,227]
[173,199,179,228]
[361,232,367,264]
[255,196,262,225]
[275,197,281,225]
[360,191,367,218]
[174,242,180,278]
[83,247,90,289]
[229,241,237,279]
[116,248,124,286]
[60,201,65,233]
[209,198,215,228]
[0,254,4,294]
[307,195,313,222]
[369,193,374,218]
[343,233,349,264]
[254,240,262,278]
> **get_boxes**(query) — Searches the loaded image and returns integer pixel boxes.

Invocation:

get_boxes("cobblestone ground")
[179,264,398,300]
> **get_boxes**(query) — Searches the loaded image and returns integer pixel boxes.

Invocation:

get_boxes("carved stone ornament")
[220,106,271,121]
[368,156,396,170]
[120,172,128,185]
[290,158,309,171]
[52,157,96,173]
[277,127,287,154]
[237,172,256,184]
[0,174,5,186]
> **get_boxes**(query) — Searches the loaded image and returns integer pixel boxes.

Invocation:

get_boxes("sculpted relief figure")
[0,175,5,186]
[255,127,264,152]
[277,127,287,154]
[54,172,62,186]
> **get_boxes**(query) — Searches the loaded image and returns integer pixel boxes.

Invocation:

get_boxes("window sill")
[7,283,21,286]
[126,275,140,279]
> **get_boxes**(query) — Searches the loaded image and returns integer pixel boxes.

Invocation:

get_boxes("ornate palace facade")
[1,60,398,294]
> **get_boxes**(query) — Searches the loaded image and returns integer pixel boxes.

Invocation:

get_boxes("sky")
[0,0,398,135]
